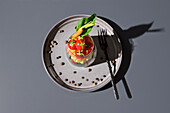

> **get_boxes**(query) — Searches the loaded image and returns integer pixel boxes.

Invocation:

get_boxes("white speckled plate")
[42,14,122,92]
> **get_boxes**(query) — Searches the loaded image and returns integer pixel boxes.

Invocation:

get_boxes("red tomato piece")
[75,39,86,50]
[68,39,77,50]
[89,42,93,47]
[83,36,89,43]
[88,48,92,54]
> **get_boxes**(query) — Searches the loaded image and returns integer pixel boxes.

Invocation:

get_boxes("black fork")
[98,29,119,100]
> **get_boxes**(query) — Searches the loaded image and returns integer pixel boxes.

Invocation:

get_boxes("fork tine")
[101,29,105,44]
[100,29,106,45]
[98,30,102,46]
[103,29,107,46]
[101,29,105,43]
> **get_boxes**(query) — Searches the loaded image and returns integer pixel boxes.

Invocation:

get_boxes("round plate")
[42,14,122,92]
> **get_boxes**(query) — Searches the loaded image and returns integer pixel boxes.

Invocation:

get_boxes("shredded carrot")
[71,28,83,39]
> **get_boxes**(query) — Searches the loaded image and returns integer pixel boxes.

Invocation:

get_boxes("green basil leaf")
[75,17,86,31]
[80,14,97,37]
[81,27,93,37]
[75,14,97,36]
[84,13,96,25]
[87,13,96,24]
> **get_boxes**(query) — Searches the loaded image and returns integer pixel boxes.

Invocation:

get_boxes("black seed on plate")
[96,25,99,27]
[85,79,89,81]
[92,81,95,83]
[76,83,82,86]
[96,78,99,81]
[100,78,103,81]
[60,62,65,66]
[58,30,64,33]
[103,75,106,77]
[73,71,76,74]
[87,68,92,72]
[57,72,62,75]
[69,80,75,84]
[81,76,85,79]
[65,79,68,81]
[93,82,97,85]
[56,56,61,59]
[76,83,79,86]
[79,83,82,86]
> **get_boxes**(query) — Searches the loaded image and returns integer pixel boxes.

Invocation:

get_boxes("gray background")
[0,0,169,113]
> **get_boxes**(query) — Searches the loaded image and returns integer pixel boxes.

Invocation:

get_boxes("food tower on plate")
[66,14,97,67]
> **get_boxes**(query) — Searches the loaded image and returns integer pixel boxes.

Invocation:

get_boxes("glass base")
[66,46,97,67]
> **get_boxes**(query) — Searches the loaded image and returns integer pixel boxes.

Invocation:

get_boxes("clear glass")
[66,35,97,67]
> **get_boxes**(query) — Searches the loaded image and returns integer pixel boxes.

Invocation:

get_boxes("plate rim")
[41,14,122,92]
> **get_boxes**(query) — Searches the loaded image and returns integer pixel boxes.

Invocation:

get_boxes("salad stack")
[66,14,97,65]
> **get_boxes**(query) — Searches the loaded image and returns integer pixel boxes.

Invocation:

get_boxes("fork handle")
[111,79,119,100]
[104,50,119,100]
[122,77,132,98]
[106,59,119,100]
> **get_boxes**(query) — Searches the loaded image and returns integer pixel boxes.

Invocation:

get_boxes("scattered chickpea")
[58,30,64,33]
[53,42,58,45]
[57,72,62,75]
[112,60,115,64]
[69,80,75,84]
[99,78,103,81]
[93,82,97,85]
[51,41,54,44]
[50,45,54,48]
[65,40,68,44]
[60,62,65,66]
[87,68,92,72]
[96,78,99,81]
[49,50,52,53]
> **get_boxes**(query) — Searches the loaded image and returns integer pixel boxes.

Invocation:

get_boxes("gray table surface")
[0,0,169,113]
